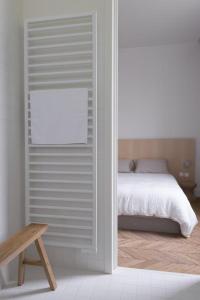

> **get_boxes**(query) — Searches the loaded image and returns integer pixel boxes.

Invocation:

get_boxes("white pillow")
[118,159,135,173]
[135,159,168,174]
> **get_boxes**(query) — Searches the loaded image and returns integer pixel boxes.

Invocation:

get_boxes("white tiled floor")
[1,267,200,300]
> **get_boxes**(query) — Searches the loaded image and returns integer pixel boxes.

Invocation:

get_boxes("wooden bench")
[0,223,57,290]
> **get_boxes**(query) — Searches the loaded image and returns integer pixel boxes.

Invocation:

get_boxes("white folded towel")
[30,88,88,144]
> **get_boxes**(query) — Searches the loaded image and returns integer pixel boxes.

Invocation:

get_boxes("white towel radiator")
[24,14,97,251]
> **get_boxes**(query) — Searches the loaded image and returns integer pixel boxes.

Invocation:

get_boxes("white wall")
[119,43,200,194]
[23,0,116,273]
[0,0,23,286]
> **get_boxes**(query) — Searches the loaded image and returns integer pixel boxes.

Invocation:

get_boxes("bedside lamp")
[179,160,196,201]
[182,160,192,170]
[179,160,192,180]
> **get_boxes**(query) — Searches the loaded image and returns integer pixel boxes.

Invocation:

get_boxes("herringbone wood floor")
[118,201,200,274]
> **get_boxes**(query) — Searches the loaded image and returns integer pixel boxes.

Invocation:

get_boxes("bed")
[118,172,198,237]
[118,139,198,237]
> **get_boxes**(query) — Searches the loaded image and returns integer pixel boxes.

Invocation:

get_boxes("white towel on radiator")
[30,88,88,144]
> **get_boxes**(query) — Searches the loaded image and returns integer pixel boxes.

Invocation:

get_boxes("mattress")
[118,173,198,237]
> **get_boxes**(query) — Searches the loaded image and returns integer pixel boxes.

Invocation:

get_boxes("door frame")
[104,0,118,274]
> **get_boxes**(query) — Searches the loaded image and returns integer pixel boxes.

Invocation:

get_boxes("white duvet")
[118,173,198,237]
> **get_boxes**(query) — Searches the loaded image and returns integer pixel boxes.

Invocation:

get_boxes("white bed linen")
[118,173,198,237]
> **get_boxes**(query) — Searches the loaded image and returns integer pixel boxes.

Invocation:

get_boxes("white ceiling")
[119,0,200,48]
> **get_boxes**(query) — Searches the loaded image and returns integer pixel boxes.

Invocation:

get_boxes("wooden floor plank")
[118,201,200,274]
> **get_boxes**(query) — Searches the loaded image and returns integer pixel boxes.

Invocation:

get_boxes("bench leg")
[35,238,57,291]
[18,251,25,286]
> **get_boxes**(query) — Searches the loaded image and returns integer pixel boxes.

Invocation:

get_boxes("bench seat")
[0,224,56,291]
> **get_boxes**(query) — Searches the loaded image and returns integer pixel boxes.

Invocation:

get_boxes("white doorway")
[116,0,200,275]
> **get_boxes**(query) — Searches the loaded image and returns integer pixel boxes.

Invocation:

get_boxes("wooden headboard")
[118,139,195,181]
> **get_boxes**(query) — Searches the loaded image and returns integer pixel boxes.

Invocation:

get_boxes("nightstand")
[179,181,197,201]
